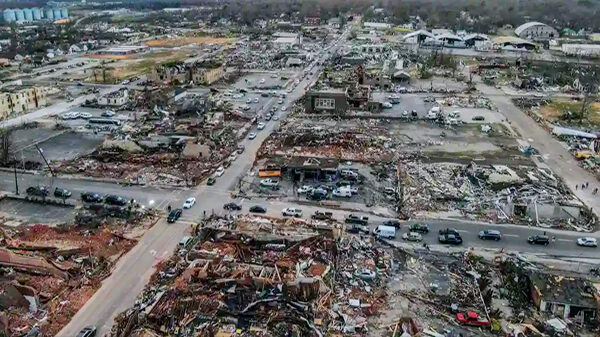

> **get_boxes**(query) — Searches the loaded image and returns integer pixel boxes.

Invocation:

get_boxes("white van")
[340,169,358,178]
[333,188,352,198]
[179,236,193,247]
[373,225,396,239]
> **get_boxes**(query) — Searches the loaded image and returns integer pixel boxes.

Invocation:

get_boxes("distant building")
[305,89,348,114]
[363,22,391,31]
[304,16,321,26]
[2,7,69,22]
[515,22,558,41]
[101,45,148,55]
[562,44,600,57]
[151,61,224,85]
[98,88,129,107]
[272,32,302,49]
[0,86,51,119]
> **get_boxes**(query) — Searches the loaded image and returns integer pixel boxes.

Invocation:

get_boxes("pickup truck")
[311,211,333,220]
[456,312,490,327]
[345,214,369,226]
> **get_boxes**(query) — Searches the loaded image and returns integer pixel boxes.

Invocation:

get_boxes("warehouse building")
[515,22,558,41]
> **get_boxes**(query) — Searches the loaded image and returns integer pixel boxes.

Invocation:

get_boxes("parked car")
[105,195,128,206]
[260,178,279,187]
[54,187,72,198]
[339,185,358,194]
[409,223,430,233]
[373,225,396,239]
[282,207,303,217]
[183,197,196,209]
[76,326,97,337]
[439,228,460,236]
[249,205,267,213]
[214,167,225,177]
[248,132,257,139]
[478,230,502,241]
[332,188,352,198]
[439,233,463,245]
[382,220,402,228]
[577,237,598,247]
[223,202,242,211]
[402,232,423,242]
[345,214,369,226]
[346,223,369,234]
[237,144,245,153]
[257,122,266,130]
[26,186,49,197]
[206,177,216,185]
[167,209,182,223]
[81,192,102,203]
[281,106,287,111]
[356,268,376,280]
[528,235,550,245]
[102,110,116,117]
[456,312,490,327]
[309,188,328,200]
[472,115,485,121]
[297,185,314,194]
[311,211,333,220]
[79,112,92,119]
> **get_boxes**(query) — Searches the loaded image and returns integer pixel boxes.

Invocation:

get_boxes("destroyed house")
[264,156,340,181]
[305,88,348,114]
[529,272,600,323]
[151,61,224,85]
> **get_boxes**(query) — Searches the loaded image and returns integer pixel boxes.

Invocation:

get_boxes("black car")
[207,177,216,185]
[309,190,328,201]
[478,230,502,241]
[439,228,460,236]
[167,209,183,223]
[54,187,72,198]
[81,192,103,203]
[311,211,333,220]
[105,195,127,206]
[382,220,402,228]
[223,202,242,211]
[439,233,463,245]
[345,214,369,226]
[409,223,430,233]
[249,205,267,213]
[26,186,49,197]
[528,235,550,246]
[76,326,97,337]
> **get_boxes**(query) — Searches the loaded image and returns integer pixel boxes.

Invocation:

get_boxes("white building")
[272,32,302,49]
[515,22,558,41]
[98,88,129,107]
[363,22,391,30]
[561,44,600,57]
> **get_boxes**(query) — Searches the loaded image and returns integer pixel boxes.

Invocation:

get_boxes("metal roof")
[515,22,551,35]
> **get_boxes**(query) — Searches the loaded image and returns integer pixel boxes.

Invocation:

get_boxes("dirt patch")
[539,98,600,126]
[145,36,236,48]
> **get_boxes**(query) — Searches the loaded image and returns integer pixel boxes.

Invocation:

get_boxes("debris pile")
[398,160,594,230]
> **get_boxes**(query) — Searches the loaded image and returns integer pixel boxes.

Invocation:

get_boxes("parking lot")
[0,197,75,224]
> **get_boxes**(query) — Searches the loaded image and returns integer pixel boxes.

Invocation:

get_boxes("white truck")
[373,225,396,239]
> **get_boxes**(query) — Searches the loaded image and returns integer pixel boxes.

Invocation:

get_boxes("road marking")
[558,239,571,242]
[504,234,519,237]
[456,229,469,233]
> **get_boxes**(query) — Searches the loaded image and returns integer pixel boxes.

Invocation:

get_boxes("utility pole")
[35,144,55,177]
[13,160,18,195]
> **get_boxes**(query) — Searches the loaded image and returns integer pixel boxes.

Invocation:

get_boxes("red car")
[456,312,490,327]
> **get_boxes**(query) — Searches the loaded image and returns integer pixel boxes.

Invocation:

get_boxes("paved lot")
[0,198,75,224]
[19,131,103,163]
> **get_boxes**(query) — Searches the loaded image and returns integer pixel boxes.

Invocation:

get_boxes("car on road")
[214,167,225,177]
[281,106,287,111]
[478,230,502,241]
[439,233,463,245]
[105,195,128,206]
[527,235,550,246]
[79,112,92,119]
[345,214,369,226]
[81,192,103,203]
[102,110,116,117]
[54,187,72,199]
[332,188,352,198]
[248,132,257,139]
[346,223,369,234]
[577,237,598,247]
[26,186,49,197]
[223,202,242,211]
[167,209,182,223]
[402,232,423,242]
[456,312,490,327]
[382,220,402,228]
[206,177,216,185]
[472,115,485,121]
[273,115,279,121]
[257,122,266,130]
[282,207,303,217]
[309,188,328,200]
[183,197,196,209]
[249,205,267,213]
[409,223,430,233]
[278,99,284,104]
[265,115,271,121]
[439,228,460,236]
[236,145,245,153]
[297,185,313,194]
[76,326,97,337]
[311,211,333,220]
